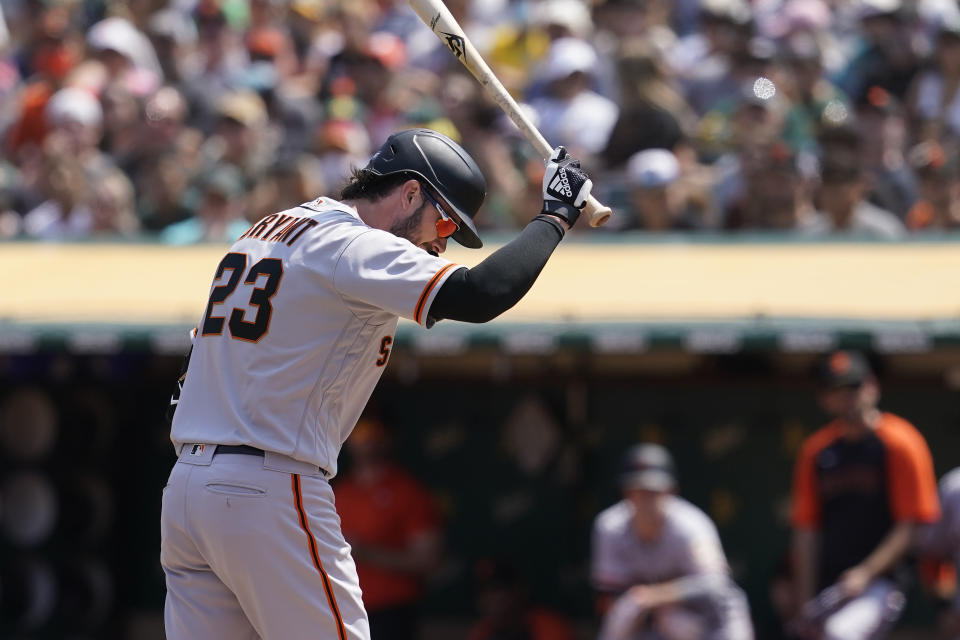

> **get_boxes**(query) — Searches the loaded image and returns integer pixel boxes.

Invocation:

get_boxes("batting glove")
[541,146,593,227]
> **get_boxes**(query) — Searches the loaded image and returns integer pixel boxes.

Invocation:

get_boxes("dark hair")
[338,168,414,202]
[820,156,863,185]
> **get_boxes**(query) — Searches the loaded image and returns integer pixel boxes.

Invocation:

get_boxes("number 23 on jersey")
[199,251,397,368]
[201,252,283,343]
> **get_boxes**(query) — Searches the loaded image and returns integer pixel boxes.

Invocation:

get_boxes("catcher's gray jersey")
[591,496,728,590]
[592,496,754,640]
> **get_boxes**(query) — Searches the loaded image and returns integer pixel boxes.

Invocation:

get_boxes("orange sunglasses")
[421,187,459,239]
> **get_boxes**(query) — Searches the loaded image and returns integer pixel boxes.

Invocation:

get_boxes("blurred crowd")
[4,0,960,241]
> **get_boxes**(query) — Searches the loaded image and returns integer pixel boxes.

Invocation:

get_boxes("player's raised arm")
[427,146,592,324]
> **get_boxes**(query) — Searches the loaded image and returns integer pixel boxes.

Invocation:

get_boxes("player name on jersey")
[238,213,319,246]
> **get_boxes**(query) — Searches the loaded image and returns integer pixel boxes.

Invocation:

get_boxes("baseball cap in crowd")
[620,443,677,492]
[819,350,874,388]
[246,26,289,60]
[45,87,103,128]
[701,0,753,26]
[908,140,960,179]
[538,37,598,83]
[217,91,268,128]
[856,85,901,116]
[365,32,407,70]
[87,16,162,77]
[857,0,903,20]
[201,165,245,199]
[532,0,594,38]
[780,31,823,63]
[627,149,679,189]
[147,8,198,46]
[936,12,960,41]
[762,0,831,39]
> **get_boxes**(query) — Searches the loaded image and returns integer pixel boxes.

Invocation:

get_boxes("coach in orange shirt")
[335,418,443,640]
[789,350,940,640]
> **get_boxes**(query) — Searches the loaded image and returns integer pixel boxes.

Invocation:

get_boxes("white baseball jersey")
[591,496,729,590]
[170,197,460,477]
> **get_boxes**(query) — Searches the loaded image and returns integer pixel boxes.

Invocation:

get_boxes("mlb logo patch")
[190,444,206,456]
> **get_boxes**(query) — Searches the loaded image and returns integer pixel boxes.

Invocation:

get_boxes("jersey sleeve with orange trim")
[332,228,462,328]
[880,416,941,523]
[790,428,837,529]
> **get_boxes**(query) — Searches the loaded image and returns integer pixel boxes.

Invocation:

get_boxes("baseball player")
[913,467,960,637]
[789,350,940,640]
[160,127,593,640]
[591,443,755,640]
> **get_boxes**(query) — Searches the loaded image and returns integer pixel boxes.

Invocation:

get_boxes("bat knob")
[587,202,613,228]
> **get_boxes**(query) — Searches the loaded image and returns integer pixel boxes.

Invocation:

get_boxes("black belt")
[213,444,329,477]
[215,444,265,457]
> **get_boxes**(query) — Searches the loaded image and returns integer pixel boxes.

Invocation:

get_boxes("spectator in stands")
[89,168,139,236]
[178,2,247,130]
[3,5,76,153]
[601,37,696,169]
[677,0,755,115]
[593,0,671,43]
[145,8,198,86]
[807,154,905,238]
[905,140,960,231]
[851,86,917,219]
[85,16,161,93]
[334,418,443,640]
[779,31,850,153]
[592,443,754,640]
[467,559,576,640]
[914,467,960,639]
[138,86,203,169]
[200,90,276,188]
[42,85,112,180]
[836,0,922,104]
[704,82,790,217]
[908,17,960,143]
[311,117,372,198]
[620,148,707,231]
[248,153,323,223]
[723,142,820,231]
[21,134,92,239]
[6,0,960,241]
[789,350,940,640]
[160,164,248,245]
[99,80,144,174]
[136,152,193,233]
[528,37,619,159]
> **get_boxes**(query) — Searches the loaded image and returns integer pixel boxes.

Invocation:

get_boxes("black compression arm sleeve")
[428,215,565,324]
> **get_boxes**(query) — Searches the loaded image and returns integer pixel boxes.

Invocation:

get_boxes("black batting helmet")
[364,128,486,248]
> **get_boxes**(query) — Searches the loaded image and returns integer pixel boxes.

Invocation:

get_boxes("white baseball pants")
[821,578,904,640]
[160,444,370,639]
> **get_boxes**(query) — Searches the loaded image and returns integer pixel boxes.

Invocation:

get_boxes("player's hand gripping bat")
[408,0,613,227]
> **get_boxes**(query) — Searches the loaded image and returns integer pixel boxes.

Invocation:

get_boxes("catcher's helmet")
[620,443,677,491]
[364,128,486,248]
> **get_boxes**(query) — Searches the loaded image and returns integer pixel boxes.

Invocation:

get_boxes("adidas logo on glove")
[549,167,574,198]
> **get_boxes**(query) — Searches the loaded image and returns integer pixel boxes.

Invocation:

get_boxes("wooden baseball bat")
[408,0,613,227]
